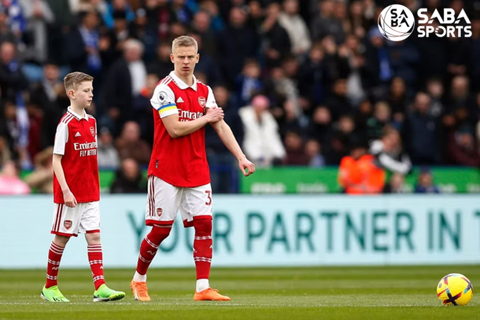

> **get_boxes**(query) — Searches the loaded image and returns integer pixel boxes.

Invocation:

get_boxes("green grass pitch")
[0,266,479,320]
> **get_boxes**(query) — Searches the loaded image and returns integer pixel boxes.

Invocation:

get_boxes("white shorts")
[51,201,100,237]
[146,176,213,227]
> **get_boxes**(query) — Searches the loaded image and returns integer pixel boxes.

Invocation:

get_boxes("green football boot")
[41,285,70,302]
[93,284,126,302]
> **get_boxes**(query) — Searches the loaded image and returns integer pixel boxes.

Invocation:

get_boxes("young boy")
[41,72,125,302]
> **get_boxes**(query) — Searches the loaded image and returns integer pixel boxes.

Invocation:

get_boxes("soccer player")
[130,35,256,302]
[41,72,125,303]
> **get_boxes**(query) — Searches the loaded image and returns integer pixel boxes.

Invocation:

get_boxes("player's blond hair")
[172,35,198,53]
[63,72,93,92]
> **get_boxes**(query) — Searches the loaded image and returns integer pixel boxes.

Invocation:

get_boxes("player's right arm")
[151,84,223,138]
[52,121,77,207]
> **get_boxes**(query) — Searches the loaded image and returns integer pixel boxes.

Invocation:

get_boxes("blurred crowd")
[0,0,480,195]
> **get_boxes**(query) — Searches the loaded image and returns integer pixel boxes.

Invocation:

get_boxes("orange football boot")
[130,280,151,302]
[194,288,231,301]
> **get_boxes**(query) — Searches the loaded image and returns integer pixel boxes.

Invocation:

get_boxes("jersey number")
[205,190,212,205]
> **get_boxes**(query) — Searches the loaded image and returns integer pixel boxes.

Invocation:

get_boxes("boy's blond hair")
[172,35,198,53]
[63,72,94,92]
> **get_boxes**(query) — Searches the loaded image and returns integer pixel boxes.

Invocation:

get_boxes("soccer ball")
[437,273,473,306]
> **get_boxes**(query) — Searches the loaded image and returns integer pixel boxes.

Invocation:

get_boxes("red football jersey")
[148,71,217,187]
[53,108,100,203]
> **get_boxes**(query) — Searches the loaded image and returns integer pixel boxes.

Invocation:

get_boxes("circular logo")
[159,91,166,101]
[377,4,415,41]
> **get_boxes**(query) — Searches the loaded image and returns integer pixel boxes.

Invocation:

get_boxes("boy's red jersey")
[53,108,100,203]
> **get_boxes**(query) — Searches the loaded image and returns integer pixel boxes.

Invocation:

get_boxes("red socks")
[46,241,106,290]
[45,242,64,288]
[134,220,212,281]
[193,219,213,280]
[88,244,105,290]
[136,226,171,275]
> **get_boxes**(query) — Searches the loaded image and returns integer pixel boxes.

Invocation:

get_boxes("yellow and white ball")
[437,273,473,306]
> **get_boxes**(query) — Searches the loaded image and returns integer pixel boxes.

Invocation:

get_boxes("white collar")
[169,71,197,91]
[67,107,89,120]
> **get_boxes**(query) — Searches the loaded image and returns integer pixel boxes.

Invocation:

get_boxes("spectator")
[338,141,385,194]
[324,78,353,122]
[0,41,29,102]
[447,125,480,166]
[199,0,224,32]
[297,43,329,106]
[277,99,304,137]
[133,73,157,143]
[247,0,264,30]
[383,173,409,194]
[0,6,16,46]
[265,66,299,116]
[414,169,440,193]
[103,0,135,29]
[0,160,30,195]
[343,34,365,106]
[446,75,475,121]
[425,77,444,118]
[110,158,146,193]
[100,9,132,67]
[24,146,53,193]
[19,0,54,77]
[64,10,102,76]
[30,63,69,149]
[307,106,332,149]
[0,99,30,166]
[97,127,120,170]
[217,6,259,85]
[3,0,25,41]
[171,0,193,25]
[169,20,188,39]
[188,32,222,86]
[115,121,151,166]
[278,0,311,57]
[191,10,216,58]
[366,101,391,140]
[347,0,369,39]
[146,0,176,41]
[370,126,412,175]
[305,138,325,167]
[404,92,441,165]
[236,59,263,107]
[414,9,448,86]
[324,114,359,165]
[310,0,345,44]
[363,28,392,101]
[205,84,243,193]
[388,77,409,124]
[388,38,420,95]
[148,42,173,79]
[283,129,309,165]
[238,94,285,167]
[261,3,291,68]
[103,38,147,135]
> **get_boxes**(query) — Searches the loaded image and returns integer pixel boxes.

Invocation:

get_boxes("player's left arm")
[205,86,255,176]
[211,120,255,177]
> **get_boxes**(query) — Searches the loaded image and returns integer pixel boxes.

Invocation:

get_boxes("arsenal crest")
[198,96,206,107]
[90,127,95,136]
[156,208,163,217]
[64,220,72,230]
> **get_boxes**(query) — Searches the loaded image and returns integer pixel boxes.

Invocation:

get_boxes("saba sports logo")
[377,4,415,41]
[378,4,472,41]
